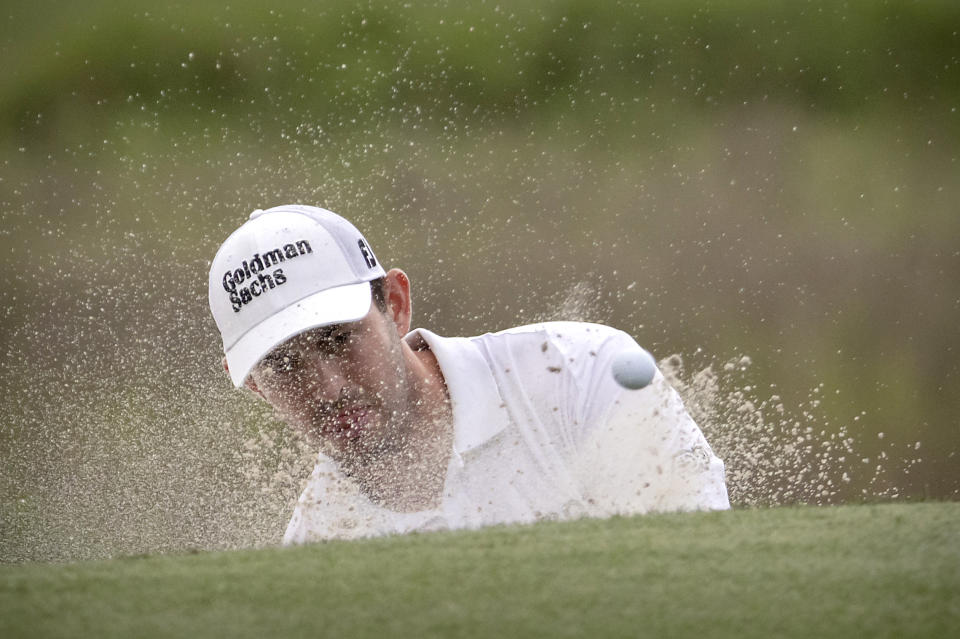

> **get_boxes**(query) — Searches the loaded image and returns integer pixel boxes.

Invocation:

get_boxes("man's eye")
[264,354,298,373]
[317,332,351,354]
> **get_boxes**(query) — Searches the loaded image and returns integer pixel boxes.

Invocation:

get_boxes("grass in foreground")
[1,502,958,638]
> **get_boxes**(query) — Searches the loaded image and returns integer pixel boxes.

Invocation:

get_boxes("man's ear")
[244,376,264,399]
[224,356,265,399]
[383,268,412,337]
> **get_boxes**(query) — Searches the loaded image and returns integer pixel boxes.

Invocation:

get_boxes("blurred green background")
[1,0,958,561]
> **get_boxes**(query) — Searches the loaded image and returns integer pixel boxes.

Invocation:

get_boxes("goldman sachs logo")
[222,240,312,312]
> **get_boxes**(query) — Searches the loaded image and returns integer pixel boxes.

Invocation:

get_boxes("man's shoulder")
[408,321,632,348]
[469,321,640,388]
[479,321,633,352]
[408,322,641,383]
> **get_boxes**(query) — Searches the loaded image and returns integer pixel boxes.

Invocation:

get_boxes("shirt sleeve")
[570,329,730,514]
[283,454,442,544]
[282,455,396,544]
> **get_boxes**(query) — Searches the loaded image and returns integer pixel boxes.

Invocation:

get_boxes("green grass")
[2,503,958,638]
[4,0,960,144]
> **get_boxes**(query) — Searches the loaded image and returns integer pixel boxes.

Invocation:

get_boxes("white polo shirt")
[283,322,729,544]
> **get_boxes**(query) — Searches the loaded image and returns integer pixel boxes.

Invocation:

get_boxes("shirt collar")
[404,328,508,455]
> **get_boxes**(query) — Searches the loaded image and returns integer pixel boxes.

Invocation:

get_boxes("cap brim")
[224,281,373,387]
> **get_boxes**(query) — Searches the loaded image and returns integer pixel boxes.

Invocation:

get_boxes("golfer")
[209,205,729,543]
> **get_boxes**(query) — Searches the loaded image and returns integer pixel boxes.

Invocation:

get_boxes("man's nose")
[295,358,348,404]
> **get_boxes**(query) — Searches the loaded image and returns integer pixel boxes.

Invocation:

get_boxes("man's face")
[247,303,411,461]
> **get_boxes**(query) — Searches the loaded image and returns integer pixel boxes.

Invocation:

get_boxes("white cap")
[209,205,385,387]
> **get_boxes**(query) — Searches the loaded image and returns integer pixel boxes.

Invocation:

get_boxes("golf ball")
[611,348,657,390]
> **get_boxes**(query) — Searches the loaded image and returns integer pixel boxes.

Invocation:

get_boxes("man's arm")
[283,455,391,544]
[283,454,442,544]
